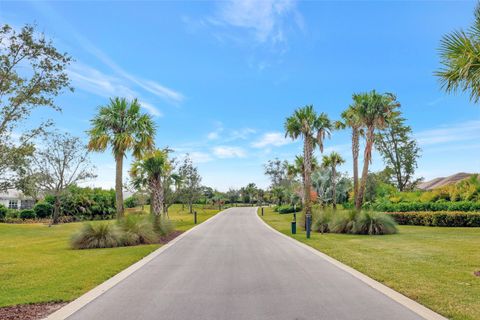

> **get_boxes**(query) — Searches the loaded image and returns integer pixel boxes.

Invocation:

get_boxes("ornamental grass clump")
[71,223,121,249]
[313,208,333,233]
[329,210,358,234]
[117,215,158,246]
[152,215,174,236]
[353,211,398,235]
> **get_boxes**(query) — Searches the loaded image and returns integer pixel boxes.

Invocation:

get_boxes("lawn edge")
[44,209,229,320]
[255,207,447,320]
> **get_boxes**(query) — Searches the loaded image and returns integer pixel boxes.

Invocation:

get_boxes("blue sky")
[1,0,479,191]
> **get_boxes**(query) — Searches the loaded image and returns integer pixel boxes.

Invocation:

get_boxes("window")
[8,200,18,209]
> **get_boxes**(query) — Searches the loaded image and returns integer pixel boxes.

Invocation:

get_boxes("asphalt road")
[68,207,424,320]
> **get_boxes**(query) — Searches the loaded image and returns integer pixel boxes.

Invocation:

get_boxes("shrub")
[329,210,358,234]
[312,208,333,233]
[353,211,398,235]
[117,215,157,246]
[34,202,53,218]
[0,204,7,221]
[388,211,480,227]
[372,201,480,212]
[275,205,302,214]
[152,215,174,236]
[19,209,36,220]
[71,223,121,249]
[6,209,18,219]
[124,196,138,209]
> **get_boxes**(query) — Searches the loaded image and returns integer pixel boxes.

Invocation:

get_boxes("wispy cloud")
[252,132,291,148]
[213,0,301,44]
[68,63,163,117]
[212,146,247,158]
[415,120,480,146]
[189,152,214,164]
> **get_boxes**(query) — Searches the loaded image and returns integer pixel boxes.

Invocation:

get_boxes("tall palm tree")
[355,91,399,210]
[285,105,332,221]
[88,97,156,219]
[130,149,170,217]
[335,103,364,206]
[321,152,345,209]
[436,3,480,103]
[287,155,318,204]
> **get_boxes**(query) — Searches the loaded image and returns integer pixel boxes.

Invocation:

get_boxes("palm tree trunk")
[332,166,337,209]
[115,153,124,219]
[352,128,359,205]
[150,178,163,216]
[303,137,313,220]
[356,127,374,210]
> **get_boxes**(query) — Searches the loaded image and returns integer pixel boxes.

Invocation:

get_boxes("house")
[0,189,35,210]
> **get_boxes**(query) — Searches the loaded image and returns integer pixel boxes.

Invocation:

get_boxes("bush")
[353,211,398,235]
[372,201,480,212]
[0,204,7,221]
[152,215,174,236]
[117,215,157,246]
[71,223,121,249]
[124,196,138,209]
[329,210,358,234]
[388,211,480,227]
[6,209,19,219]
[34,202,53,218]
[275,205,302,214]
[312,208,333,233]
[19,209,36,220]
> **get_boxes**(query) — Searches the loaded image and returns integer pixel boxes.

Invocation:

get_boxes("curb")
[44,208,230,320]
[254,207,447,320]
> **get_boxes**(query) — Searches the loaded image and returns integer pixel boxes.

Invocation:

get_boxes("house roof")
[0,189,33,200]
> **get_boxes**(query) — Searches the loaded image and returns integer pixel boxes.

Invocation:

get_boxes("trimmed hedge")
[388,211,480,227]
[34,202,53,218]
[274,205,302,214]
[19,209,36,220]
[0,204,7,221]
[374,201,480,212]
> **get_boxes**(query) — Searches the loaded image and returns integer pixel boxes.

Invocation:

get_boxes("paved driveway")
[67,207,424,320]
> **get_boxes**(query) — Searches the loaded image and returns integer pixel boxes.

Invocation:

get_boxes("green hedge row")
[373,201,480,212]
[274,205,302,214]
[388,211,480,227]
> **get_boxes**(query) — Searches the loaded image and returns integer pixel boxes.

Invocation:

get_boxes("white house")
[0,189,35,210]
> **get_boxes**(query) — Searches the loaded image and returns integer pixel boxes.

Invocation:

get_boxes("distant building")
[0,189,35,210]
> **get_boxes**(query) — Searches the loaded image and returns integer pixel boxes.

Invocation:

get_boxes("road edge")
[44,208,230,320]
[254,207,447,320]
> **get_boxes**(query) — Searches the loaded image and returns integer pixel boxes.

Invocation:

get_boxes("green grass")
[259,207,480,320]
[0,204,220,307]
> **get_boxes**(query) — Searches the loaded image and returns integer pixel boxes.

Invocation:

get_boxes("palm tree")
[321,152,345,209]
[88,97,156,219]
[335,103,363,206]
[287,155,318,204]
[354,91,399,210]
[130,149,170,217]
[436,3,480,103]
[285,105,332,221]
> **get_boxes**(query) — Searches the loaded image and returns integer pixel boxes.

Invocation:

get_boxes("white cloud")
[215,0,300,44]
[227,128,256,141]
[252,132,291,148]
[68,63,163,117]
[189,152,214,163]
[212,146,247,158]
[415,120,480,146]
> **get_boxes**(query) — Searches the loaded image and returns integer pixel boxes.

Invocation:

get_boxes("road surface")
[67,207,424,320]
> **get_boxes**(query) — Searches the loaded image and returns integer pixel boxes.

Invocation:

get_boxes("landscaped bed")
[0,204,220,319]
[259,206,480,320]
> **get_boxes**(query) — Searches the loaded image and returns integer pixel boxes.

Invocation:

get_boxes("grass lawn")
[259,207,480,320]
[0,204,220,307]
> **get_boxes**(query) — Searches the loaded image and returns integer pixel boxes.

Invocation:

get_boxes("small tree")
[321,152,346,209]
[0,24,72,190]
[375,113,421,191]
[34,133,96,224]
[178,155,202,213]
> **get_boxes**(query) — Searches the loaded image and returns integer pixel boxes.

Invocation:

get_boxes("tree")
[225,188,240,204]
[335,103,363,206]
[355,91,399,210]
[130,149,170,217]
[178,155,202,213]
[284,105,332,221]
[375,112,421,191]
[34,133,96,224]
[0,24,72,190]
[264,158,289,187]
[87,97,156,219]
[321,152,346,209]
[240,183,258,204]
[436,3,480,103]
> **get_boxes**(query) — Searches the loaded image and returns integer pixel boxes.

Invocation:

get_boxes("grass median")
[259,206,480,320]
[0,204,220,307]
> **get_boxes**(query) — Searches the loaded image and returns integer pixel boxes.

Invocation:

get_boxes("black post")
[194,210,197,224]
[261,207,264,216]
[306,214,311,239]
